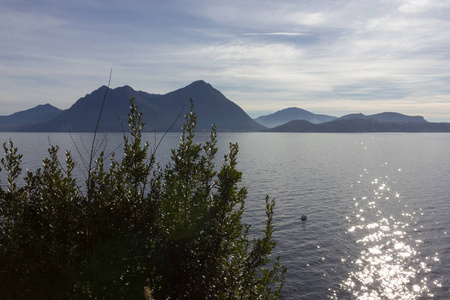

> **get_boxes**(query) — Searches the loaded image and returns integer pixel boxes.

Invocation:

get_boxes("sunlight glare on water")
[1,132,449,299]
[335,165,441,299]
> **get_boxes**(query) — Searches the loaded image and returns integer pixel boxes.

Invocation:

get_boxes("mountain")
[0,104,62,130]
[4,82,450,133]
[271,115,450,132]
[14,80,266,132]
[268,119,317,132]
[339,112,427,123]
[254,107,337,128]
[152,80,266,131]
[16,85,162,132]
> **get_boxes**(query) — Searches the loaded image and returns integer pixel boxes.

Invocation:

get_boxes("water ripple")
[332,167,442,299]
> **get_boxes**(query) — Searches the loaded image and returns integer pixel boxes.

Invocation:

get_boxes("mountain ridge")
[339,112,427,123]
[271,116,450,132]
[254,107,337,128]
[9,80,265,132]
[0,103,62,130]
[1,81,449,132]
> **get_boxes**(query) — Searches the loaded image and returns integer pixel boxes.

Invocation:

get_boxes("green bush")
[0,98,285,299]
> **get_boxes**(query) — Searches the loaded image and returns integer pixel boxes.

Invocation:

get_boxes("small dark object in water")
[301,214,307,221]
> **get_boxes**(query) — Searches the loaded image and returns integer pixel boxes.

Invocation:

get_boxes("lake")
[1,132,449,299]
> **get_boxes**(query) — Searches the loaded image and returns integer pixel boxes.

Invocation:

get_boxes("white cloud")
[399,0,430,14]
[397,0,450,14]
[1,0,450,121]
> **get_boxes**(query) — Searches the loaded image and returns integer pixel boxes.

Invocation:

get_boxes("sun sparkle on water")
[332,169,442,299]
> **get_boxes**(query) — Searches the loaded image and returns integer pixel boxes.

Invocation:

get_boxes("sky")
[2,0,450,121]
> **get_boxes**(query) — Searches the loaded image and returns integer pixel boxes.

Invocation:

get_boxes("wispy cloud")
[1,0,450,121]
[241,32,308,36]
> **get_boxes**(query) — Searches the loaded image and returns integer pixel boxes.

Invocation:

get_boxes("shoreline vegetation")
[0,95,286,299]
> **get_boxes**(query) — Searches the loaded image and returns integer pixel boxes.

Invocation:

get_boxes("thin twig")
[150,105,184,159]
[69,133,89,181]
[141,105,185,193]
[88,68,112,175]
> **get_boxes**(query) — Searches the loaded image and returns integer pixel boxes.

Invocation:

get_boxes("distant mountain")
[254,107,337,128]
[0,104,62,130]
[268,119,317,132]
[4,82,450,133]
[271,115,450,132]
[152,80,266,131]
[13,80,265,132]
[339,112,427,123]
[16,85,162,132]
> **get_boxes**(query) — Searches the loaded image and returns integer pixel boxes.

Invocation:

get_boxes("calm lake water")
[1,132,449,299]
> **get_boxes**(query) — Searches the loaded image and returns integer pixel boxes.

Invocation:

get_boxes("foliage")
[0,98,285,299]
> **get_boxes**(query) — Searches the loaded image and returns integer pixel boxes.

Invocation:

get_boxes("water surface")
[1,132,449,299]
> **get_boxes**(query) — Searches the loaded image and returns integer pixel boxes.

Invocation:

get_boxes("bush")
[0,98,285,299]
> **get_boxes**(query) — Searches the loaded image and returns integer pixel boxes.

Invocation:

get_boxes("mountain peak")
[34,103,60,111]
[92,84,136,95]
[117,85,135,91]
[0,103,62,129]
[165,80,225,104]
[37,103,56,108]
[255,107,337,128]
[185,80,212,90]
[191,79,207,85]
[340,113,366,119]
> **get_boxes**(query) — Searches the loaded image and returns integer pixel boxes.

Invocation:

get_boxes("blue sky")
[2,0,450,121]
